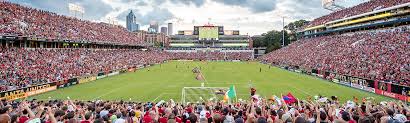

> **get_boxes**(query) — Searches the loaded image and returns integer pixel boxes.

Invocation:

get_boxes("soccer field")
[30,61,391,102]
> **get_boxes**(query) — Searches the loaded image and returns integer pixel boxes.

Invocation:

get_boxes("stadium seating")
[306,0,410,27]
[169,52,253,61]
[0,2,144,45]
[0,47,254,92]
[0,96,408,123]
[0,48,171,92]
[261,27,410,86]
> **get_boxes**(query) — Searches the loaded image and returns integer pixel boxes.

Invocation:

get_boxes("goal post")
[181,87,229,105]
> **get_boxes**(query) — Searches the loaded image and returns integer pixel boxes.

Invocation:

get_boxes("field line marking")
[152,93,165,102]
[92,84,130,100]
[286,84,313,96]
[152,92,178,102]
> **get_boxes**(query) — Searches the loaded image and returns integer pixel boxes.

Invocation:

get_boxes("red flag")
[282,92,297,104]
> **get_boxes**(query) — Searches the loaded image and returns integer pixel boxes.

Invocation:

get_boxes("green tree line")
[253,19,309,53]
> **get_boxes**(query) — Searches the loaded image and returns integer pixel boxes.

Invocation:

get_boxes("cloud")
[170,0,206,7]
[117,7,174,26]
[166,0,277,13]
[10,0,113,21]
[216,0,277,13]
[275,0,328,20]
[137,1,148,6]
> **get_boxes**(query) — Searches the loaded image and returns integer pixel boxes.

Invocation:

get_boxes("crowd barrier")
[0,64,148,101]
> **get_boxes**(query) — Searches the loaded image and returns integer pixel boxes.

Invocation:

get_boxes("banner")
[128,68,136,72]
[96,72,107,79]
[107,71,119,77]
[79,76,97,84]
[336,74,375,93]
[96,75,106,79]
[375,81,408,101]
[337,75,351,86]
[375,89,407,101]
[26,85,57,96]
[57,80,68,89]
[120,69,127,73]
[68,78,78,85]
[0,82,57,100]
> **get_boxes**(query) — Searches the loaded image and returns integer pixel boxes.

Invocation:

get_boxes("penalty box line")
[152,92,178,102]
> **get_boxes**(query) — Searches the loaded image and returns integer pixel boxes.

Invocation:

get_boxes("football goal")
[181,87,229,105]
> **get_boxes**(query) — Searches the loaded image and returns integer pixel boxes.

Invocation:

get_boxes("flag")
[282,92,297,104]
[274,95,282,106]
[227,85,236,99]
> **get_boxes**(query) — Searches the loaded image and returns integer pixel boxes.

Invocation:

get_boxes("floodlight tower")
[68,3,84,19]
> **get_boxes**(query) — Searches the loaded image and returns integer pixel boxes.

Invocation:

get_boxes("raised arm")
[47,108,57,123]
[35,105,45,118]
[21,101,35,119]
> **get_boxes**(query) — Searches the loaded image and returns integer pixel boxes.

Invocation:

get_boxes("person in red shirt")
[143,113,153,123]
[18,109,29,123]
[175,116,182,123]
[80,112,93,123]
[158,115,167,123]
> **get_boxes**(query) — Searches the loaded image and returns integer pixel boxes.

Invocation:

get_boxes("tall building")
[167,23,173,35]
[160,27,168,34]
[126,10,139,32]
[149,21,159,33]
[135,23,140,31]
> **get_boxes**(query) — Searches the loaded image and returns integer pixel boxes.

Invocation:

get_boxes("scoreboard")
[199,27,219,40]
[194,26,225,40]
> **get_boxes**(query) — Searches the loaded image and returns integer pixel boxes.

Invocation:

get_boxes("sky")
[9,0,367,35]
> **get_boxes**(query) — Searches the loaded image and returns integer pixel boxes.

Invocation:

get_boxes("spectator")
[261,26,410,86]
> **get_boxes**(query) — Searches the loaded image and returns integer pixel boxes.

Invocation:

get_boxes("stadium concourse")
[0,0,410,123]
[305,0,410,27]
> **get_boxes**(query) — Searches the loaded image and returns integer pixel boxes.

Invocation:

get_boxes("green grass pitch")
[30,61,391,102]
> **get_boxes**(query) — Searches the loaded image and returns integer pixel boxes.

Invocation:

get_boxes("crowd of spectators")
[0,47,172,92]
[306,0,410,27]
[169,52,253,61]
[0,47,254,92]
[260,27,410,86]
[0,2,145,45]
[1,94,410,123]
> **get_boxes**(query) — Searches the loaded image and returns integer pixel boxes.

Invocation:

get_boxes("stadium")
[0,0,409,123]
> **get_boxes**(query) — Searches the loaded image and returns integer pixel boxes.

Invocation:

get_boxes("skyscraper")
[135,24,140,31]
[160,27,168,34]
[126,10,139,32]
[149,21,159,33]
[167,23,173,35]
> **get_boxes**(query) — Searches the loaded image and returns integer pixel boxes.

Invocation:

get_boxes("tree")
[252,20,308,53]
[285,20,309,42]
[252,30,290,53]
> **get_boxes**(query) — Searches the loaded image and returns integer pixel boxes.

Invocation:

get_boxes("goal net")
[181,87,229,105]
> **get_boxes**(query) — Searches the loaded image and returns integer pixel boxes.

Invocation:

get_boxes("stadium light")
[68,3,85,19]
[282,17,285,47]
